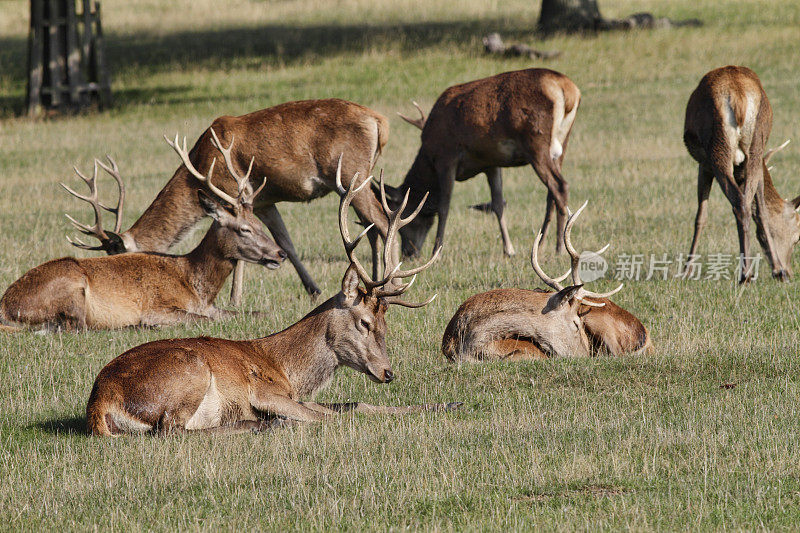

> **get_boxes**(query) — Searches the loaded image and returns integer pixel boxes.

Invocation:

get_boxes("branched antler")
[61,156,126,252]
[208,128,266,205]
[397,101,427,131]
[530,200,622,307]
[336,155,440,307]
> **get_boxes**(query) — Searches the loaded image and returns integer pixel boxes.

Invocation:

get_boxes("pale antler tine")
[398,190,430,227]
[378,170,392,214]
[595,243,611,255]
[530,230,566,292]
[60,182,92,202]
[64,213,94,234]
[384,293,437,309]
[580,299,606,308]
[582,283,624,300]
[249,177,267,202]
[764,139,791,164]
[95,155,126,232]
[334,154,346,195]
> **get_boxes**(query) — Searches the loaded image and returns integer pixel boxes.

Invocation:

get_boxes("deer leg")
[349,188,393,277]
[685,165,714,274]
[529,153,568,254]
[752,167,786,280]
[486,167,515,256]
[249,391,329,422]
[229,261,244,307]
[538,191,556,253]
[313,401,462,415]
[140,309,215,327]
[433,163,457,251]
[715,171,752,282]
[256,205,321,298]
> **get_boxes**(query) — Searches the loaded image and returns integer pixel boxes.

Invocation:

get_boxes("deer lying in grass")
[74,99,392,301]
[389,68,580,258]
[683,65,799,282]
[441,201,650,362]
[86,161,453,436]
[0,133,286,331]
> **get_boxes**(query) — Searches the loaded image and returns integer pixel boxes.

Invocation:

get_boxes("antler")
[397,101,427,131]
[764,139,790,164]
[530,200,622,307]
[61,156,126,251]
[336,156,440,307]
[208,128,266,205]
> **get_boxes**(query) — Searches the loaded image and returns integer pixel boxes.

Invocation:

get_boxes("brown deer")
[0,134,286,331]
[388,68,580,258]
[441,201,650,362]
[72,99,392,301]
[683,65,800,282]
[85,162,451,436]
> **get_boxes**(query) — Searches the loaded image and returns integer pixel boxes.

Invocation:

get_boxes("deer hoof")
[773,269,791,282]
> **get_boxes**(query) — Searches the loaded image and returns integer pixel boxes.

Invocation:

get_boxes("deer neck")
[401,153,439,213]
[123,166,208,253]
[183,223,236,305]
[250,296,340,398]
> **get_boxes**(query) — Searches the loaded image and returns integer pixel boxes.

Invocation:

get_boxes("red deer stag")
[70,99,392,301]
[683,65,799,282]
[389,68,580,258]
[86,162,451,435]
[442,201,650,362]
[0,133,286,331]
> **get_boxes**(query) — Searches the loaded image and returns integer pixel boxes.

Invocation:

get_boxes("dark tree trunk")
[537,0,602,33]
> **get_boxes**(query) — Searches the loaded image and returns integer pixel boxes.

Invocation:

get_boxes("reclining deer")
[71,98,394,301]
[86,161,454,436]
[0,132,286,331]
[441,201,650,362]
[683,65,800,282]
[388,68,580,258]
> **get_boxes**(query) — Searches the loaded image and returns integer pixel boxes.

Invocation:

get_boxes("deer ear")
[341,264,361,304]
[543,284,583,313]
[198,190,229,221]
[791,194,800,210]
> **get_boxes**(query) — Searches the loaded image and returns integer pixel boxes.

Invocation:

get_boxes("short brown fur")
[92,99,391,297]
[683,65,800,281]
[388,68,580,258]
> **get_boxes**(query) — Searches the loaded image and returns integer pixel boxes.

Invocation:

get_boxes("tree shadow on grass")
[0,18,535,116]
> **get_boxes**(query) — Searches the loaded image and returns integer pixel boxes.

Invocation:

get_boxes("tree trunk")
[538,0,602,33]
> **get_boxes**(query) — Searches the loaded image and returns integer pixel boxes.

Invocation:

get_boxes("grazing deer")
[72,98,392,301]
[441,201,650,362]
[683,65,800,282]
[86,162,452,436]
[389,68,580,258]
[0,133,286,331]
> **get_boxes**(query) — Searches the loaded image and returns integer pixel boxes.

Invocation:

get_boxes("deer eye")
[239,226,253,234]
[360,318,372,332]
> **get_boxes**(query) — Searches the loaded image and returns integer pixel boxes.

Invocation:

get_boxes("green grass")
[2,0,800,529]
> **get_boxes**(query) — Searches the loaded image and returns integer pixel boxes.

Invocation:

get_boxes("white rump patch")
[734,149,746,165]
[185,374,223,430]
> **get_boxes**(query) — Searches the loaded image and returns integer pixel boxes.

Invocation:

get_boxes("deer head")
[165,129,286,268]
[328,158,441,383]
[530,200,623,356]
[758,140,800,279]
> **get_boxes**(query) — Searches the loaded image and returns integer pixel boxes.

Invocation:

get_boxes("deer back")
[123,99,389,253]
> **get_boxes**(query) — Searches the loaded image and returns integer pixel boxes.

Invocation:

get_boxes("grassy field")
[2,0,800,529]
